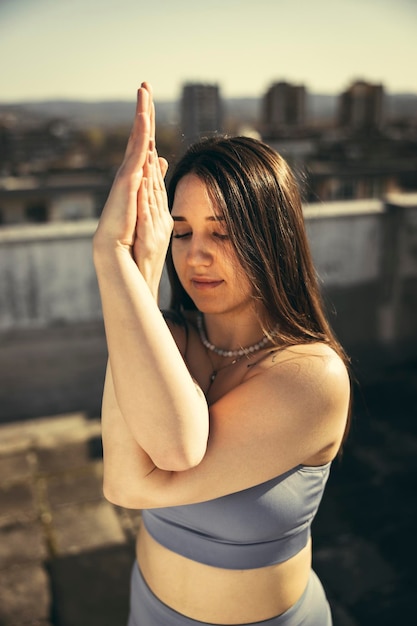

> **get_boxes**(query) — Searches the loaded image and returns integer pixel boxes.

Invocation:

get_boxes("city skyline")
[1,0,416,103]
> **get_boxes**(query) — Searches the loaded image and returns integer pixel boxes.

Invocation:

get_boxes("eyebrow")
[172,215,225,222]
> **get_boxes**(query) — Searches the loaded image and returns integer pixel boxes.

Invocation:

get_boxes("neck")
[197,312,273,359]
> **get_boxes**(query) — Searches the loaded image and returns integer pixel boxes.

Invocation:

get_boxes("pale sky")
[0,0,416,102]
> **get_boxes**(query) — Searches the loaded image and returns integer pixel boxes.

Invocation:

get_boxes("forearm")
[101,362,158,504]
[94,245,209,470]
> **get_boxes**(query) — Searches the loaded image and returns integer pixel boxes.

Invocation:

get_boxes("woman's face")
[171,174,254,317]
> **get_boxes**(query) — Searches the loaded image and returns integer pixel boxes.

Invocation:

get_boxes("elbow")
[151,443,206,472]
[101,448,206,510]
[102,464,144,509]
[102,483,122,507]
[102,479,145,510]
[145,426,208,472]
[102,479,129,508]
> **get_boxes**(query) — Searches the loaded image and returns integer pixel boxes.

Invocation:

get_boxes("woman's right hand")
[132,86,172,295]
[94,83,151,252]
[93,83,172,297]
[94,83,173,297]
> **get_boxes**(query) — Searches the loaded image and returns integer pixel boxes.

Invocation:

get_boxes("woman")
[93,82,351,625]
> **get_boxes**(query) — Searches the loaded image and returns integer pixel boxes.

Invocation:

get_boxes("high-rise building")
[338,80,385,130]
[180,83,223,146]
[262,82,307,137]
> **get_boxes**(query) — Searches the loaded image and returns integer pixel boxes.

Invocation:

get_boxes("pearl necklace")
[197,313,272,358]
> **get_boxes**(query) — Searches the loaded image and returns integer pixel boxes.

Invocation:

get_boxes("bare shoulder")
[250,342,349,400]
[245,342,351,458]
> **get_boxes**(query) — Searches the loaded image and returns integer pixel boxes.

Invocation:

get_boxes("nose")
[186,235,213,267]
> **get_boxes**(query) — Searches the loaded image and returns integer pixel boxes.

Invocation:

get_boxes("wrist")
[93,239,133,276]
[93,228,132,257]
[93,243,160,304]
[135,259,162,301]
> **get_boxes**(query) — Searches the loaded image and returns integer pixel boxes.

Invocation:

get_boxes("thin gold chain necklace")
[206,352,245,388]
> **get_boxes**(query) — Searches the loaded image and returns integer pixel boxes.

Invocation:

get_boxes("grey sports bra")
[141,463,330,570]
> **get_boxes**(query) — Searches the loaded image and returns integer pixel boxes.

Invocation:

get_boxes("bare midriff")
[136,522,312,624]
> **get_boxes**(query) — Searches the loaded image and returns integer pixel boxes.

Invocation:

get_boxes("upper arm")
[163,311,188,357]
[128,345,351,508]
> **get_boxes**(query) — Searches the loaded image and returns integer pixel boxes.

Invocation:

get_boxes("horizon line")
[1,89,417,106]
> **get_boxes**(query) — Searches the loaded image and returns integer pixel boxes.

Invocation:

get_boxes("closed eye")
[172,232,191,239]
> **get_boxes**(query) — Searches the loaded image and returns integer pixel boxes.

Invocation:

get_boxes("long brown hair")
[166,135,348,367]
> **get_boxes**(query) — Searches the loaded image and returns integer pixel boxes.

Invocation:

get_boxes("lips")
[191,277,224,290]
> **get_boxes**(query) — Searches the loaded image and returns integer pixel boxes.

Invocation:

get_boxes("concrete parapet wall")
[305,199,385,371]
[0,221,102,329]
[0,220,171,330]
[305,198,383,288]
[306,194,417,371]
[1,196,416,352]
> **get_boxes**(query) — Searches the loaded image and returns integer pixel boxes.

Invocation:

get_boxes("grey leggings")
[127,561,332,626]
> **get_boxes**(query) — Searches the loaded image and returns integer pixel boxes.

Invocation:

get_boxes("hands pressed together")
[94,82,172,297]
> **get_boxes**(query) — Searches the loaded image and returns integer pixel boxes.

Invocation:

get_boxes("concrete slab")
[36,438,101,474]
[46,463,103,509]
[48,545,133,626]
[0,482,36,526]
[0,322,107,422]
[0,563,51,625]
[352,579,415,625]
[0,520,47,567]
[0,413,101,454]
[51,500,126,556]
[329,600,359,626]
[314,534,397,606]
[0,450,35,483]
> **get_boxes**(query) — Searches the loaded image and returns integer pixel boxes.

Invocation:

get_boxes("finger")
[138,83,151,117]
[141,81,155,146]
[137,176,153,231]
[152,154,168,191]
[140,84,168,215]
[150,101,156,144]
[141,81,153,102]
[123,87,151,170]
[140,81,157,141]
[146,149,159,217]
[153,157,166,199]
[142,84,155,179]
[151,157,169,221]
[158,157,169,179]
